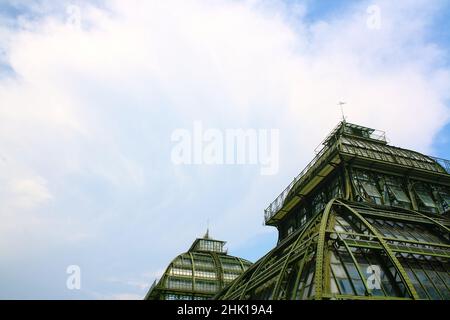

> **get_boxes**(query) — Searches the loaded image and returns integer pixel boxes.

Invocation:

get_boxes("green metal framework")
[145,234,252,300]
[217,199,450,300]
[216,121,450,300]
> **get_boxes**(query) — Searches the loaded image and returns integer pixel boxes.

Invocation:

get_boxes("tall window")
[385,176,411,209]
[414,185,438,214]
[353,170,383,205]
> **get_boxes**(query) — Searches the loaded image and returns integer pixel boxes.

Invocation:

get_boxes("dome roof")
[145,233,252,300]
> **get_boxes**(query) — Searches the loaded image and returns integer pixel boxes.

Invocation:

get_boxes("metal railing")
[264,150,450,224]
[368,130,387,143]
[264,144,333,223]
[430,156,450,174]
[263,121,449,224]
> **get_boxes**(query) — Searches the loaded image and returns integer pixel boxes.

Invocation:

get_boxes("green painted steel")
[335,200,419,299]
[214,121,450,300]
[314,199,336,299]
[338,233,372,296]
[145,235,252,300]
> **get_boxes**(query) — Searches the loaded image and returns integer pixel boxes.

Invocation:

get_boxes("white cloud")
[9,177,52,209]
[0,0,449,298]
[105,276,152,290]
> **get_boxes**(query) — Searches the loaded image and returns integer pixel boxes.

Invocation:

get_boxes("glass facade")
[340,136,445,174]
[216,121,450,300]
[145,235,252,300]
[351,168,449,214]
[217,201,450,300]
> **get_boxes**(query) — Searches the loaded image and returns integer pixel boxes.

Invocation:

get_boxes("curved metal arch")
[334,200,419,299]
[288,247,311,299]
[149,253,190,299]
[337,233,372,296]
[314,198,337,300]
[188,252,196,294]
[210,259,251,299]
[342,164,353,201]
[271,211,323,299]
[217,256,254,299]
[210,253,224,290]
[160,255,181,291]
[236,257,246,272]
[225,210,322,300]
[236,244,281,299]
[217,249,271,299]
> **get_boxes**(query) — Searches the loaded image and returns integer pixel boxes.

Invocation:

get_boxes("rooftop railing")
[264,145,450,224]
[368,130,387,143]
[321,122,387,151]
[430,156,450,174]
[264,143,332,223]
[264,121,449,224]
[263,122,373,224]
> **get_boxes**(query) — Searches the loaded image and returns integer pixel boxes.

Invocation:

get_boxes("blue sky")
[0,0,449,299]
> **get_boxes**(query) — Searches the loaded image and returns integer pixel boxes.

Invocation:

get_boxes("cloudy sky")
[0,0,450,299]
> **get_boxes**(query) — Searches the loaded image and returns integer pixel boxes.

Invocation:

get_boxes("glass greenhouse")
[145,232,252,300]
[216,121,450,300]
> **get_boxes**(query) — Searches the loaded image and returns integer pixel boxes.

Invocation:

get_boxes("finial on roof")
[204,218,210,239]
[204,228,210,239]
[338,101,347,123]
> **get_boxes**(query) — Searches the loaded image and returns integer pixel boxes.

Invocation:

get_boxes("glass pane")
[416,191,437,208]
[337,278,354,295]
[331,264,346,278]
[345,263,360,280]
[439,193,450,207]
[330,277,339,294]
[388,185,411,203]
[361,182,381,198]
[352,279,366,296]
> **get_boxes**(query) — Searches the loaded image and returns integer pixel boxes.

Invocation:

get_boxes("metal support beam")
[272,214,319,299]
[314,199,336,299]
[335,200,420,299]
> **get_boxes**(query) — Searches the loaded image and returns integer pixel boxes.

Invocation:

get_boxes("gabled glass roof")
[264,121,450,224]
[216,121,450,301]
[340,136,447,173]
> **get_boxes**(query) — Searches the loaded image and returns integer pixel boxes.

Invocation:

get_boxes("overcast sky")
[1,0,450,299]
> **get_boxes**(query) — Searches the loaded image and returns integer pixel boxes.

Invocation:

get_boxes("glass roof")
[145,233,252,300]
[340,136,447,173]
[264,121,450,224]
[217,201,450,300]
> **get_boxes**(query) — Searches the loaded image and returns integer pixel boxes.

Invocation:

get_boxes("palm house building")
[215,121,450,300]
[145,232,252,300]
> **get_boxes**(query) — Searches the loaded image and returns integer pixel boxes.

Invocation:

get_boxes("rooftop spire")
[204,218,210,239]
[338,101,347,122]
[204,228,210,239]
